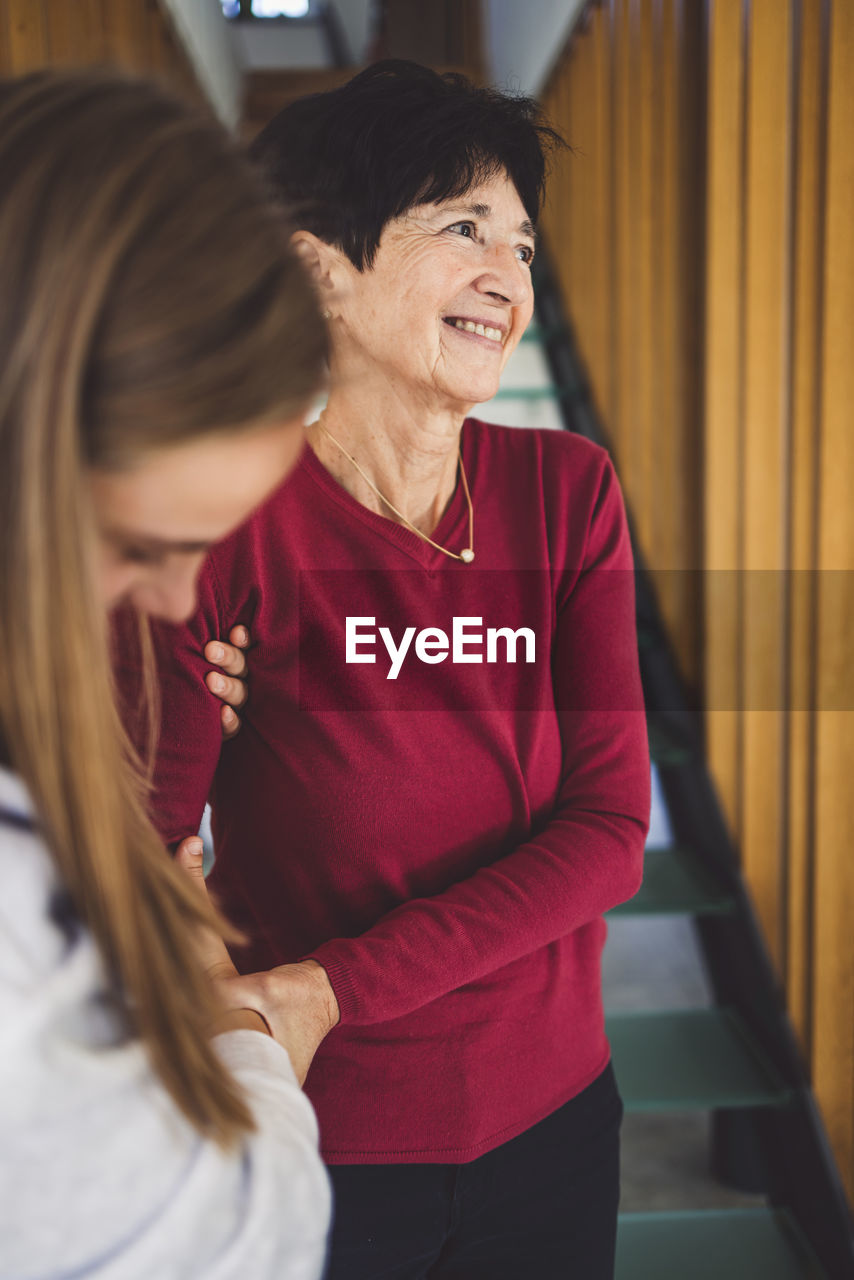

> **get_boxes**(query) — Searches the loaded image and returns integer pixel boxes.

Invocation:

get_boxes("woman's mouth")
[443,317,506,346]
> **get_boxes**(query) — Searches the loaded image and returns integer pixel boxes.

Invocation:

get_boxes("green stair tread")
[606,1007,793,1110]
[615,1209,826,1279]
[520,323,566,343]
[609,845,736,917]
[491,384,579,401]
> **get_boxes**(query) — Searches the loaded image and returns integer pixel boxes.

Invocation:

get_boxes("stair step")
[491,384,580,401]
[520,323,566,343]
[609,846,737,917]
[606,1008,793,1110]
[615,1209,826,1279]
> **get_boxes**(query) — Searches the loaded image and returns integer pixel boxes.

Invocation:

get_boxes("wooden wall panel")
[541,0,853,1202]
[786,0,827,1058]
[589,2,614,428]
[103,0,150,71]
[812,0,854,1202]
[633,0,658,562]
[2,0,49,71]
[0,0,201,101]
[740,0,794,974]
[43,0,93,64]
[611,0,637,482]
[653,0,700,678]
[704,0,746,837]
[543,0,703,682]
[575,21,595,389]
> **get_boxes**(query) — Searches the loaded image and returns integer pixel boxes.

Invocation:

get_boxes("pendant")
[459,548,475,563]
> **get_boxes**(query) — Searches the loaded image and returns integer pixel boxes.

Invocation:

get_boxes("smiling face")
[89,420,304,622]
[328,169,536,414]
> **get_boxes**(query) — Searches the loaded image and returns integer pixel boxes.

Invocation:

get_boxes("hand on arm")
[176,838,340,1084]
[204,626,251,741]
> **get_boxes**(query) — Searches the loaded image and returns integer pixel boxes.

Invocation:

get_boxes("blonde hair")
[0,70,326,1147]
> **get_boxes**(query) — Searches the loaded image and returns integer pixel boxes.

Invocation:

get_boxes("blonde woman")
[0,70,331,1278]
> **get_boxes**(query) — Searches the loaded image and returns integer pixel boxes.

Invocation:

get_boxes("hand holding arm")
[204,626,251,741]
[176,838,339,1083]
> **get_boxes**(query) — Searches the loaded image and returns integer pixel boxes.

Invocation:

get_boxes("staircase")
[473,261,854,1279]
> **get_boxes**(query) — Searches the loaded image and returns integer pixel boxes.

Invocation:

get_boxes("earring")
[322,309,332,321]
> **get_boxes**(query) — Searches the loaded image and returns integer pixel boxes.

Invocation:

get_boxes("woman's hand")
[175,838,340,1084]
[218,959,340,1087]
[204,626,250,740]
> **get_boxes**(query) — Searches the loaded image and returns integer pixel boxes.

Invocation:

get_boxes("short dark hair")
[251,60,564,271]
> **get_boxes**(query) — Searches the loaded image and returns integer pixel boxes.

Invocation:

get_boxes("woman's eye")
[447,221,475,239]
[121,546,163,566]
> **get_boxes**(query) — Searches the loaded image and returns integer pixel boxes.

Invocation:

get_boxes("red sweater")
[119,419,650,1163]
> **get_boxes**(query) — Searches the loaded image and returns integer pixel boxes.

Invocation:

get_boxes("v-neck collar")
[300,418,477,570]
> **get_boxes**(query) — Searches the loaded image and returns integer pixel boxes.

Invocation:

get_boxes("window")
[222,0,311,17]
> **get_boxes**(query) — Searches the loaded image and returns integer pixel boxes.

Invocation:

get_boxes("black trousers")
[324,1061,623,1280]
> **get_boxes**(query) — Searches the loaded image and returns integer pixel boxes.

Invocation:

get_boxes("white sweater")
[0,767,330,1279]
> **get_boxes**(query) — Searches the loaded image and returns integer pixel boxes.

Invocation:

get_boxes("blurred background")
[1,2,851,1274]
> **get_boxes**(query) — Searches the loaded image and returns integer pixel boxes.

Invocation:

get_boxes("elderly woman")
[130,61,650,1280]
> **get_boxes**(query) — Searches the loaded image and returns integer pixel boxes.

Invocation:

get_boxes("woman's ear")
[290,230,348,320]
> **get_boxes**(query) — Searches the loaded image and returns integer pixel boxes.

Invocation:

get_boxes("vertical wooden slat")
[786,0,827,1060]
[104,0,149,70]
[624,0,644,509]
[740,0,795,975]
[575,20,595,386]
[43,0,81,63]
[611,0,637,480]
[653,0,700,675]
[633,0,658,560]
[1,0,197,82]
[41,0,105,64]
[704,0,747,839]
[588,1,614,429]
[676,0,705,684]
[144,0,171,76]
[79,0,109,62]
[812,0,854,1205]
[553,53,574,323]
[566,42,581,347]
[3,0,48,72]
[605,0,622,445]
[651,0,675,585]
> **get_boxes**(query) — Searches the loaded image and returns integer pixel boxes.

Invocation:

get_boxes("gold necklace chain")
[316,422,475,563]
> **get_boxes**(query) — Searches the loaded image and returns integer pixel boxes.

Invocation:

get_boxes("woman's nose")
[477,243,533,307]
[133,558,203,624]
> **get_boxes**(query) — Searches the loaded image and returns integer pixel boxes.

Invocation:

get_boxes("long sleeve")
[305,455,650,1025]
[112,562,227,847]
[114,423,652,1161]
[0,775,330,1280]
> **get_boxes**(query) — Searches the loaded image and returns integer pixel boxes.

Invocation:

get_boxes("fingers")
[175,836,207,887]
[228,625,250,652]
[205,668,248,709]
[205,631,250,744]
[220,703,241,740]
[174,838,238,977]
[205,631,250,678]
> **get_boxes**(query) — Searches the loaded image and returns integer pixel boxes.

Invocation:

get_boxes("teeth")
[451,318,504,343]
